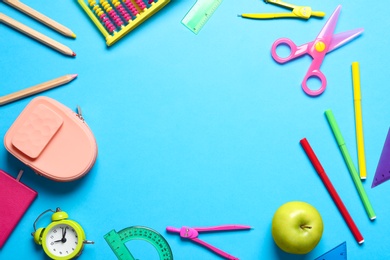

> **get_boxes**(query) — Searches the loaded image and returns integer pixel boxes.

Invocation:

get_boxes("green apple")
[271,201,323,254]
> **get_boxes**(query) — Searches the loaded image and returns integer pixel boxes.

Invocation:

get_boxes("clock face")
[45,223,80,257]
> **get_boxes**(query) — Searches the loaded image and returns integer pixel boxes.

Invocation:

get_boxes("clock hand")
[62,227,67,239]
[61,227,67,243]
[54,227,64,242]
[53,227,68,243]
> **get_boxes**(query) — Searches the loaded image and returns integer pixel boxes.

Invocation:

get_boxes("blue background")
[1,0,389,259]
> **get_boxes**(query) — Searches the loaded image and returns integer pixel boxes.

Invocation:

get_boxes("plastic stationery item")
[314,241,347,260]
[300,138,363,244]
[0,169,37,248]
[352,62,367,179]
[239,0,325,20]
[104,226,173,260]
[167,225,251,260]
[271,5,363,96]
[325,109,375,220]
[372,128,390,188]
[182,0,223,34]
[4,96,97,182]
[77,0,170,46]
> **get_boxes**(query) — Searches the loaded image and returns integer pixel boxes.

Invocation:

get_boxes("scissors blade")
[327,28,364,53]
[316,5,341,41]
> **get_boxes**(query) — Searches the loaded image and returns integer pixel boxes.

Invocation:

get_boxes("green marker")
[325,109,376,220]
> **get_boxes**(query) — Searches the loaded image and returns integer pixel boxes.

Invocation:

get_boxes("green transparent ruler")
[104,226,173,260]
[314,242,347,260]
[182,0,223,34]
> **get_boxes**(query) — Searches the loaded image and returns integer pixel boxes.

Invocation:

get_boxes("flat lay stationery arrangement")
[1,0,390,259]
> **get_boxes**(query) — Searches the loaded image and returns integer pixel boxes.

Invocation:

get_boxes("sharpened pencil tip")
[72,33,76,38]
[72,52,76,57]
[71,74,78,79]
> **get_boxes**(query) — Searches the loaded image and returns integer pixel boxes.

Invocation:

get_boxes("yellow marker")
[352,62,367,180]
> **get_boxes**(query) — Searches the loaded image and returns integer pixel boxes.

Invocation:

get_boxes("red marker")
[300,138,364,244]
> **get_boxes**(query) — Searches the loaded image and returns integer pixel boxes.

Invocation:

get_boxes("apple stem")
[300,225,312,230]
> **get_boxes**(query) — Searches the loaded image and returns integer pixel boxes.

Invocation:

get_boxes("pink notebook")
[0,169,37,248]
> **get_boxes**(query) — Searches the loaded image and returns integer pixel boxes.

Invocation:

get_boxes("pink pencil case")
[4,96,97,182]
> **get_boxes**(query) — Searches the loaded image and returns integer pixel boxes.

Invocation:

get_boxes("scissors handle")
[271,38,309,63]
[301,61,327,96]
[272,38,327,96]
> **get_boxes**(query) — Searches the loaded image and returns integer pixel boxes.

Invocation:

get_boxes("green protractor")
[104,226,173,260]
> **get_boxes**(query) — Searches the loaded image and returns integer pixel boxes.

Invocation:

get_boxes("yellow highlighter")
[238,0,325,20]
[352,62,367,180]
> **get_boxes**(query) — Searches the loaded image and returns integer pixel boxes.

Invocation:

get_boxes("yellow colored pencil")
[0,13,76,56]
[3,0,76,38]
[352,62,367,180]
[0,74,78,106]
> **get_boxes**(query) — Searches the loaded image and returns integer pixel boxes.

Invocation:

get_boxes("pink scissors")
[166,225,251,259]
[271,5,363,96]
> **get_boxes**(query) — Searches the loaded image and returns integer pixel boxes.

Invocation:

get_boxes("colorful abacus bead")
[123,0,139,16]
[101,15,116,33]
[89,0,116,33]
[134,0,146,10]
[101,0,124,27]
[112,0,132,22]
